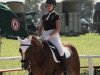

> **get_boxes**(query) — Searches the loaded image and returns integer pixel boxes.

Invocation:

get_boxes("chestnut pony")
[18,35,80,75]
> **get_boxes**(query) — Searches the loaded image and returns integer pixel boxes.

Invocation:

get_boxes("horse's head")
[17,36,32,70]
[17,35,43,70]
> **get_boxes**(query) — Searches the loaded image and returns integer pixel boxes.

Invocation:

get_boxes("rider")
[38,0,67,71]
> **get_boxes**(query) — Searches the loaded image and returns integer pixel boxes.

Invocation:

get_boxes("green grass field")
[61,33,100,55]
[0,33,100,75]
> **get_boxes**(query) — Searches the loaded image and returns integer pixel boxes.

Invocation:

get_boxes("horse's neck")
[32,44,51,66]
[31,36,53,65]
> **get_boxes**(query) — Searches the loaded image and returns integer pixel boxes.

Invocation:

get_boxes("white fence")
[80,55,100,75]
[0,56,21,60]
[0,55,100,75]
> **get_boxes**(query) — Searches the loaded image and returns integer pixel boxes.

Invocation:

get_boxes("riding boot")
[60,53,67,71]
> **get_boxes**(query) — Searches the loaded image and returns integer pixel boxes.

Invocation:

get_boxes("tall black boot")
[60,53,67,71]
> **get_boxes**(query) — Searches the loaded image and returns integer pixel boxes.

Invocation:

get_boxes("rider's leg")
[42,30,67,70]
[49,35,67,71]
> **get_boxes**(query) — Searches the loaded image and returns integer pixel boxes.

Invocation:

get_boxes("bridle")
[20,44,32,46]
[19,44,33,75]
[20,44,32,65]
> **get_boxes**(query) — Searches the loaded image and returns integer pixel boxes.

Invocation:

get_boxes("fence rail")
[0,55,100,75]
[0,56,21,60]
[0,68,22,72]
[80,55,100,75]
[80,55,100,58]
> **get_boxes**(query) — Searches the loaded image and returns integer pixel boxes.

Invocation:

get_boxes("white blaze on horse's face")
[17,36,32,60]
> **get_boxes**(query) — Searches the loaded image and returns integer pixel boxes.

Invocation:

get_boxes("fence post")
[88,56,94,75]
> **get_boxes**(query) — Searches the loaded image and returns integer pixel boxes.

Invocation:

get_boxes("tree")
[25,0,44,11]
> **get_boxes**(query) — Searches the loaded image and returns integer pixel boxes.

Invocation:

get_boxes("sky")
[95,0,100,2]
[94,0,100,4]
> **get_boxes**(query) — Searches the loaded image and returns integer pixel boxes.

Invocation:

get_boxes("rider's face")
[46,4,54,12]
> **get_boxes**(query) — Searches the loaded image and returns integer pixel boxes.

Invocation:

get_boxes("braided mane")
[31,35,43,47]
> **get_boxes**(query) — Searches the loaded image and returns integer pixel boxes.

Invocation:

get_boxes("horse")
[17,35,80,75]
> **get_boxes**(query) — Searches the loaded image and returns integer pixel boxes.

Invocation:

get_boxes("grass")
[61,33,100,68]
[0,38,20,57]
[61,33,100,55]
[0,33,100,75]
[0,37,28,75]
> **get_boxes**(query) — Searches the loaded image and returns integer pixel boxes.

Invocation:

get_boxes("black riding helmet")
[45,0,56,7]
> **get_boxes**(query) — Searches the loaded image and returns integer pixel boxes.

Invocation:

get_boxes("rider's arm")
[50,19,61,38]
[38,20,44,36]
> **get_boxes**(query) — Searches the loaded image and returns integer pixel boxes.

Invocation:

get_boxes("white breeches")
[42,29,64,56]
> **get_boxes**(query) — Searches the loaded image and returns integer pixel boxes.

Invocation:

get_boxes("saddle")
[44,41,68,71]
[42,39,71,62]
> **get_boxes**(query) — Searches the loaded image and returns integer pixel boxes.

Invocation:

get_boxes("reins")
[20,44,32,46]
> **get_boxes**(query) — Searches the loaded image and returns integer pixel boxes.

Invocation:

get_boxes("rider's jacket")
[42,11,60,31]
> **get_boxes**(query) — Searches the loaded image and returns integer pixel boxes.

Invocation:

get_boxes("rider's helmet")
[45,0,56,6]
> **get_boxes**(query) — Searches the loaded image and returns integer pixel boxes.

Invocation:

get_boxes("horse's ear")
[17,36,22,42]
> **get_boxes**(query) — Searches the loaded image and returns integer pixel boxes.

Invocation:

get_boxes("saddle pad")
[44,41,71,63]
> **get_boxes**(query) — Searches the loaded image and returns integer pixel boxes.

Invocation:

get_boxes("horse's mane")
[31,35,43,47]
